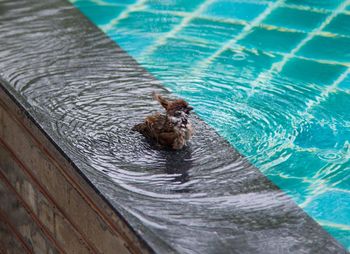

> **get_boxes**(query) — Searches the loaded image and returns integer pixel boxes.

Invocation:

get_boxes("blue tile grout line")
[95,2,350,67]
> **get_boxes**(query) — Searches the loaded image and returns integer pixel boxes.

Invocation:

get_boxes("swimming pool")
[70,0,350,250]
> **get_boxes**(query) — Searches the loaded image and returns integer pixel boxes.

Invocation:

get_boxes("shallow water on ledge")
[0,0,349,252]
[69,0,350,249]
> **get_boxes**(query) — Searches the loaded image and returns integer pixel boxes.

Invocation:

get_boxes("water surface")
[0,0,348,252]
[70,0,350,249]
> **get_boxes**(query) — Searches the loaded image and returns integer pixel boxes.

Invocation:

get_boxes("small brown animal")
[132,93,194,150]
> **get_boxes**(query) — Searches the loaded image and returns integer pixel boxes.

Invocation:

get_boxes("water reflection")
[0,0,347,252]
[164,146,192,185]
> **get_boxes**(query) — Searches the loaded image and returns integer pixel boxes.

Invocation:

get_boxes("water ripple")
[1,0,348,251]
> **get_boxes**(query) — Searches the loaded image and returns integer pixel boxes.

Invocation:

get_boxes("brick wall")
[0,86,151,254]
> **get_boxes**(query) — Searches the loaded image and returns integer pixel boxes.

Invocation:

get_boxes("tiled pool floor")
[70,0,350,250]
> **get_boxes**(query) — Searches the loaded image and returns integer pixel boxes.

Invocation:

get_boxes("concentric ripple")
[1,0,349,251]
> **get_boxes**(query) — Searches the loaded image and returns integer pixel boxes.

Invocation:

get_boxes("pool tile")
[147,38,217,75]
[204,0,268,22]
[304,190,350,226]
[263,7,327,32]
[294,118,349,150]
[245,82,319,127]
[109,32,155,58]
[151,38,216,61]
[323,225,350,252]
[284,0,343,10]
[102,0,136,4]
[313,91,350,124]
[177,18,244,45]
[324,14,350,36]
[281,58,346,85]
[208,47,282,81]
[73,3,125,25]
[267,174,312,204]
[117,11,182,35]
[191,49,283,141]
[330,162,350,190]
[145,0,205,12]
[238,27,305,53]
[338,73,350,91]
[268,75,324,106]
[307,91,350,151]
[297,36,350,63]
[276,149,327,178]
[333,166,350,190]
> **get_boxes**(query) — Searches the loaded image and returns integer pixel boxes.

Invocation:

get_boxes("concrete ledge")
[0,86,152,253]
[0,0,347,253]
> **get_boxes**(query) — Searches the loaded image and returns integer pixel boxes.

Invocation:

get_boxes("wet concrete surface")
[0,0,347,253]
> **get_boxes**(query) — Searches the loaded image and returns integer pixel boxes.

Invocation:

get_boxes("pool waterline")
[70,0,350,250]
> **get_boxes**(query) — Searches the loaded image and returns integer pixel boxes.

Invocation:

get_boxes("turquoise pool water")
[69,0,350,249]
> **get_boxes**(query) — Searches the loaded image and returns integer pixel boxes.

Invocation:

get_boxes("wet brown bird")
[132,93,194,150]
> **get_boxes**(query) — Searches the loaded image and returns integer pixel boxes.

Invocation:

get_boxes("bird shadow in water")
[156,145,193,190]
